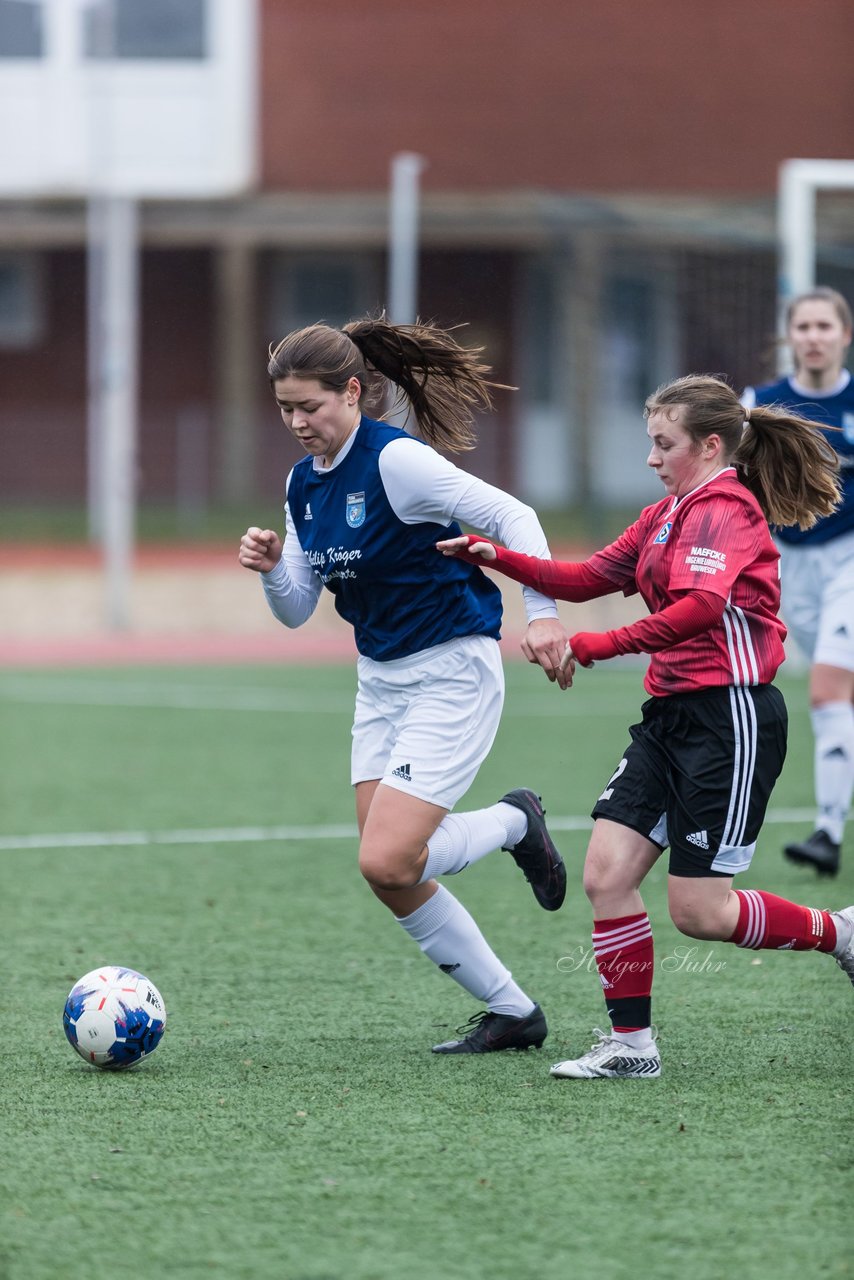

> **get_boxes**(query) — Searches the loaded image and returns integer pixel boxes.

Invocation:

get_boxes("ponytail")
[344,314,511,452]
[736,406,841,530]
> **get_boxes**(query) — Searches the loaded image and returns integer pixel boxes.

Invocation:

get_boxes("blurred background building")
[1,0,853,533]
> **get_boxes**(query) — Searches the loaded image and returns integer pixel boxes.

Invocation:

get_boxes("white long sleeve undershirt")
[261,430,559,630]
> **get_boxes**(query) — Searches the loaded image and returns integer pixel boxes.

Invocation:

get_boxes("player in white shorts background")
[743,287,854,876]
[239,315,569,1055]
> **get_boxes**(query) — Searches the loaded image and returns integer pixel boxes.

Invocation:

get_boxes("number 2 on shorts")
[598,757,628,803]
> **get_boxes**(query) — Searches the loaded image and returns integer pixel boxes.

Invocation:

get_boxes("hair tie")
[743,406,751,430]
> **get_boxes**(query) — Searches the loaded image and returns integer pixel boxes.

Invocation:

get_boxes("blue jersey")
[286,417,503,661]
[751,375,854,545]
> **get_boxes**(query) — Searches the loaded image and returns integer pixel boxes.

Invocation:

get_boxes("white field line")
[0,810,814,853]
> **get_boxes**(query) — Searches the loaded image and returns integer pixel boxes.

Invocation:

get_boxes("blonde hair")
[645,374,841,530]
[267,313,511,452]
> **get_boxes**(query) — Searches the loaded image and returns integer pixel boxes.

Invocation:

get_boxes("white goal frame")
[777,158,854,371]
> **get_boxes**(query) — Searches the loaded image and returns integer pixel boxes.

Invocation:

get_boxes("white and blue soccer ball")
[63,966,167,1069]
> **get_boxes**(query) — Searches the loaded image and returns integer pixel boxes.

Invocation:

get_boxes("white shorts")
[777,529,854,672]
[351,634,505,810]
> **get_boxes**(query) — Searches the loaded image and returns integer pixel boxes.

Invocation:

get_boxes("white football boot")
[551,1027,661,1079]
[830,906,854,987]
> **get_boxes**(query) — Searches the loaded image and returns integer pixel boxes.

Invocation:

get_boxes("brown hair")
[267,314,510,452]
[785,285,853,332]
[645,374,841,531]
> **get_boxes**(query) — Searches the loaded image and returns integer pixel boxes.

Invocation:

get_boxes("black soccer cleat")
[783,829,841,877]
[432,1004,547,1054]
[500,788,567,911]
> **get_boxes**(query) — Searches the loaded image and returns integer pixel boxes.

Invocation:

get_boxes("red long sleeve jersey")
[507,470,786,696]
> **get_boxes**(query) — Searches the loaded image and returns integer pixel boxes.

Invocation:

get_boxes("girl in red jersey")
[438,373,854,1079]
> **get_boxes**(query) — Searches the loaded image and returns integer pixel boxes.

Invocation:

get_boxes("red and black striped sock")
[729,889,837,952]
[592,912,654,1032]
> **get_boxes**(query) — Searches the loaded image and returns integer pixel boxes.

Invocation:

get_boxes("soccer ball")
[63,966,167,1070]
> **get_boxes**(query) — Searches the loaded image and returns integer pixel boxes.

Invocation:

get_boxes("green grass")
[0,664,851,1280]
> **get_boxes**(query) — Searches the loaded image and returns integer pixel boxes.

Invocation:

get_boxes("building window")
[523,255,563,405]
[83,0,206,60]
[0,252,45,347]
[269,255,380,337]
[0,0,44,58]
[603,275,660,409]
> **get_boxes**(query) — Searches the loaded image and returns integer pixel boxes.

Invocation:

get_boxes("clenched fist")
[238,526,283,574]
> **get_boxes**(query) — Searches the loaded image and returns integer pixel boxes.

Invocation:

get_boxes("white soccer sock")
[611,1027,655,1050]
[397,884,535,1016]
[811,701,854,844]
[418,802,528,884]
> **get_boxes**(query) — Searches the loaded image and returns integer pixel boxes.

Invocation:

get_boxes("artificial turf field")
[0,662,851,1280]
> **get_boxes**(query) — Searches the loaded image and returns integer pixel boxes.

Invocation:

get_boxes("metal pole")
[100,195,139,630]
[86,194,106,540]
[567,230,604,538]
[82,0,140,628]
[85,0,115,539]
[388,152,425,324]
[777,161,814,373]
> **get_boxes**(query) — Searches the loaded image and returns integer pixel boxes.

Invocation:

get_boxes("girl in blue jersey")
[744,287,854,876]
[239,316,569,1054]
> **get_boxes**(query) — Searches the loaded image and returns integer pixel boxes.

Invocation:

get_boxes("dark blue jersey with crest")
[286,417,503,661]
[751,375,854,545]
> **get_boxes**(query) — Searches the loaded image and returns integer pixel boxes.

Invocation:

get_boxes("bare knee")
[668,901,716,939]
[356,785,444,893]
[582,860,621,906]
[668,884,736,940]
[582,825,656,912]
[358,843,423,891]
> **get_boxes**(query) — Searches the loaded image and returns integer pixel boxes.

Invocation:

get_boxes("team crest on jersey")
[653,521,672,544]
[346,491,366,528]
[842,412,854,444]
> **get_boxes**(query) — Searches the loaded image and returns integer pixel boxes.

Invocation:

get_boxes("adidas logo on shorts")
[686,829,710,850]
[391,763,412,781]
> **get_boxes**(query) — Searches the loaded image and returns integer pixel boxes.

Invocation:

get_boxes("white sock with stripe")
[397,884,535,1016]
[417,803,527,883]
[611,1027,655,1050]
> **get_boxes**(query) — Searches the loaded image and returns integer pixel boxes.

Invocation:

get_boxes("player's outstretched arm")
[239,526,283,574]
[436,534,496,560]
[437,534,615,603]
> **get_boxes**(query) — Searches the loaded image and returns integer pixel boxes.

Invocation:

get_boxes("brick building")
[1,0,852,517]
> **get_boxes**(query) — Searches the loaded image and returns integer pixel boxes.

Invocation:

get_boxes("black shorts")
[591,684,788,878]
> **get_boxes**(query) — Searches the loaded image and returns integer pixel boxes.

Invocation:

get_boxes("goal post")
[777,158,854,371]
